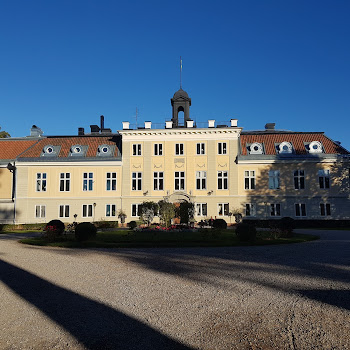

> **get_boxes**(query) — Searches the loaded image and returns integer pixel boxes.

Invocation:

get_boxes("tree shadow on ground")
[0,259,193,350]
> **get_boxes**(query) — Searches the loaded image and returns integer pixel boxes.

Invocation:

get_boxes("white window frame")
[320,203,331,216]
[59,173,70,192]
[244,171,255,190]
[132,172,142,191]
[218,142,227,155]
[82,204,93,218]
[175,143,184,155]
[196,171,207,190]
[218,203,229,216]
[294,170,305,190]
[270,203,281,217]
[59,204,70,218]
[36,173,47,192]
[106,172,117,191]
[245,203,256,217]
[131,204,141,217]
[132,144,142,156]
[153,172,164,191]
[218,171,228,190]
[269,170,280,189]
[35,205,46,218]
[196,143,205,155]
[295,203,307,217]
[175,171,185,191]
[195,203,208,216]
[83,172,94,191]
[154,143,163,156]
[106,204,117,217]
[318,169,330,189]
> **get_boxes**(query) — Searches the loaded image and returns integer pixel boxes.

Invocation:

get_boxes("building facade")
[0,88,349,224]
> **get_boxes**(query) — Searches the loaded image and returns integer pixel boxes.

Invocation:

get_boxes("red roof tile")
[18,136,121,158]
[240,132,349,155]
[0,139,39,160]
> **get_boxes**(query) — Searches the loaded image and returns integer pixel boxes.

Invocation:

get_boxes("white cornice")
[237,158,339,164]
[119,127,242,141]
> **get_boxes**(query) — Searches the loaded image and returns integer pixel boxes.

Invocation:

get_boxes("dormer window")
[42,144,59,157]
[70,144,86,157]
[278,142,293,154]
[98,144,112,157]
[308,141,323,154]
[249,142,264,154]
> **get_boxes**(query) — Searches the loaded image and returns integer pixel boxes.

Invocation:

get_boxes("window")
[294,170,305,189]
[35,205,45,218]
[153,172,164,191]
[106,204,116,217]
[196,171,207,190]
[60,173,70,192]
[131,204,141,217]
[195,203,207,216]
[218,203,229,216]
[218,142,227,155]
[175,143,184,155]
[320,203,331,216]
[106,172,117,191]
[218,171,228,190]
[245,203,256,217]
[196,143,205,155]
[154,143,163,156]
[244,171,255,190]
[36,173,47,192]
[82,204,93,217]
[269,170,280,189]
[295,203,306,217]
[132,144,142,156]
[319,169,330,189]
[175,171,185,191]
[83,172,93,191]
[270,203,281,217]
[132,172,142,191]
[59,205,70,218]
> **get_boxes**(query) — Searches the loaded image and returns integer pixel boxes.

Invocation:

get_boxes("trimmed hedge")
[235,223,257,242]
[243,219,350,229]
[75,222,97,242]
[212,219,227,229]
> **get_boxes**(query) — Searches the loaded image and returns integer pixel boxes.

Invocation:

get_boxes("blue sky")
[1,1,349,150]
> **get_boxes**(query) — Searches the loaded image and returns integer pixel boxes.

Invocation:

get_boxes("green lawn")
[18,229,319,248]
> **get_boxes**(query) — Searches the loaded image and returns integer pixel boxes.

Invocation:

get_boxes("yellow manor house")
[1,88,349,225]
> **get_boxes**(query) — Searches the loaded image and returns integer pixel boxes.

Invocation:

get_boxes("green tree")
[158,200,176,227]
[139,201,159,226]
[0,127,10,138]
[178,202,195,224]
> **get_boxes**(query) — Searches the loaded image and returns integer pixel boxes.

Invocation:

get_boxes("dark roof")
[172,88,190,100]
[240,132,349,155]
[18,135,121,158]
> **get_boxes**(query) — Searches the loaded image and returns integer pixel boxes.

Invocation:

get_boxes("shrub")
[278,217,295,237]
[212,219,227,229]
[43,220,65,240]
[235,223,257,242]
[128,221,137,230]
[75,222,97,242]
[94,220,118,229]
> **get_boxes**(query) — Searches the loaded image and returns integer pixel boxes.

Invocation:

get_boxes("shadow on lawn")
[0,259,193,350]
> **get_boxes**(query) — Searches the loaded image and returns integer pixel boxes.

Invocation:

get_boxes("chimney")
[144,121,152,129]
[122,121,130,130]
[90,125,100,133]
[78,127,85,136]
[230,119,238,127]
[265,123,275,130]
[30,125,43,137]
[100,115,105,130]
[208,120,215,128]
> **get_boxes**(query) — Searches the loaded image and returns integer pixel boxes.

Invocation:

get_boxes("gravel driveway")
[1,229,350,350]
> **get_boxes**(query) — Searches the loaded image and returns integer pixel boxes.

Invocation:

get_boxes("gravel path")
[1,229,350,350]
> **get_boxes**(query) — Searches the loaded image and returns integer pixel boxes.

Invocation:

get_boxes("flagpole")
[180,56,182,89]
